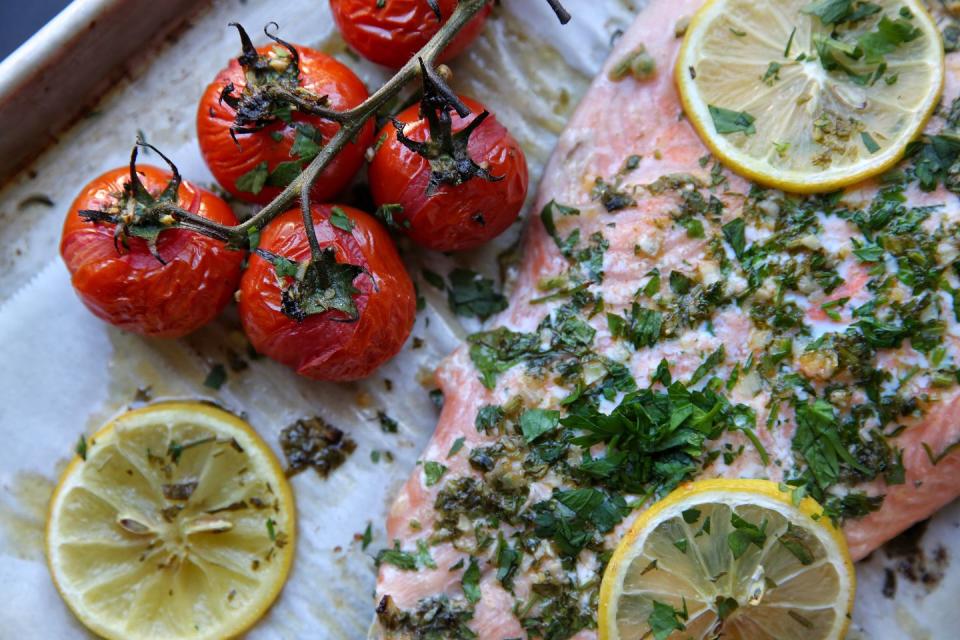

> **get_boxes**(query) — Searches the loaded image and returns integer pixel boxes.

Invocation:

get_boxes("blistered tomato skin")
[239,205,416,381]
[368,96,529,252]
[197,45,374,205]
[60,165,244,338]
[329,0,491,68]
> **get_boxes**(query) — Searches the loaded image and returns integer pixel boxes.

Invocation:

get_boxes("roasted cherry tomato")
[329,0,491,68]
[197,26,374,205]
[240,204,415,381]
[368,96,528,252]
[60,165,244,338]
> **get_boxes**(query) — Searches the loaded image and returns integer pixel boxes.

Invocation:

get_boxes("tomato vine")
[145,0,570,250]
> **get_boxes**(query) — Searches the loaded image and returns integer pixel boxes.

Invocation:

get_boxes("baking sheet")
[0,0,955,638]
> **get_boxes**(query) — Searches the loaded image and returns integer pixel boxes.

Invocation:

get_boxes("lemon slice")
[598,479,854,640]
[46,402,295,640]
[676,0,943,193]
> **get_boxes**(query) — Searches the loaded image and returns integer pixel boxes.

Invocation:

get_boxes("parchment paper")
[0,1,955,638]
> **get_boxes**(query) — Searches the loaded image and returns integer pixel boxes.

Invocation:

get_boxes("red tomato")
[368,96,528,252]
[60,165,244,338]
[329,0,491,68]
[197,41,373,205]
[240,205,415,381]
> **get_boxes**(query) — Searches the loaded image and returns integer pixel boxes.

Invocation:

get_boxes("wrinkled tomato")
[60,165,244,338]
[240,204,415,381]
[329,0,491,68]
[197,39,373,205]
[368,96,528,252]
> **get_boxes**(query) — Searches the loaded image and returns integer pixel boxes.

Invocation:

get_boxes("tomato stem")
[299,157,322,261]
[144,0,569,248]
[545,0,572,24]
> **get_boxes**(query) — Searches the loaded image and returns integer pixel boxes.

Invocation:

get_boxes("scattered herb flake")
[778,524,815,565]
[378,411,399,433]
[716,596,739,621]
[495,533,520,589]
[462,557,482,604]
[520,409,560,443]
[376,542,417,570]
[648,600,687,640]
[708,105,756,135]
[762,61,781,85]
[236,161,269,194]
[361,522,373,551]
[203,363,227,390]
[727,512,767,559]
[423,269,445,290]
[330,206,355,232]
[722,218,747,258]
[861,131,881,154]
[447,437,466,458]
[447,269,508,321]
[784,26,797,57]
[266,517,277,541]
[690,346,725,385]
[423,461,447,487]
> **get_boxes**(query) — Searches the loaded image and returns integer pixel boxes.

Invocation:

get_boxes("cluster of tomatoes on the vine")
[60,0,527,381]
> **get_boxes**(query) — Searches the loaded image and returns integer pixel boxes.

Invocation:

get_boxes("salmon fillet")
[374,0,960,637]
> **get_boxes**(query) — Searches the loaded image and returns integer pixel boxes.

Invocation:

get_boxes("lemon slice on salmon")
[598,479,854,640]
[676,0,943,193]
[46,402,295,640]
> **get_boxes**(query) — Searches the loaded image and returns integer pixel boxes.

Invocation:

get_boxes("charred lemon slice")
[46,402,295,640]
[598,479,854,640]
[676,0,943,193]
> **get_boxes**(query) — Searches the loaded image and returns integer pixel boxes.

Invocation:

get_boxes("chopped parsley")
[266,517,277,541]
[376,540,434,571]
[708,105,756,135]
[722,217,747,258]
[861,131,880,154]
[607,304,663,349]
[378,411,399,433]
[329,206,354,232]
[520,409,560,443]
[423,461,447,487]
[447,269,508,321]
[461,557,482,604]
[564,380,755,495]
[540,200,580,243]
[778,523,815,564]
[235,162,269,194]
[203,363,227,390]
[531,487,628,556]
[75,434,87,461]
[762,61,781,85]
[802,0,879,25]
[447,437,466,458]
[592,177,636,212]
[495,533,520,589]
[727,511,767,558]
[648,600,687,640]
[422,269,445,290]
